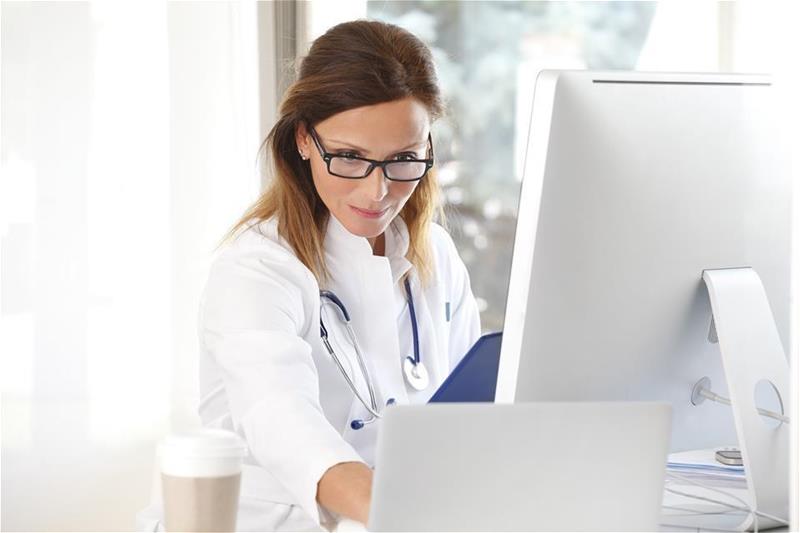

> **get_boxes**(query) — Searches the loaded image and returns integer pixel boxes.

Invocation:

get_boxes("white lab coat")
[136,214,481,532]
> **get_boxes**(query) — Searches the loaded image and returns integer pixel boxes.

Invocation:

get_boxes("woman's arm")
[202,240,365,526]
[317,461,373,525]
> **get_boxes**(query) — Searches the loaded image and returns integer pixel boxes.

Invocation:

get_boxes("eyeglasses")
[308,127,434,182]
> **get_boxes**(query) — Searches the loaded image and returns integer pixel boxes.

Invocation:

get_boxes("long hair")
[225,20,445,285]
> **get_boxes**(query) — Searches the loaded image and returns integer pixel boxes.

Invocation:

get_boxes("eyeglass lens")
[329,158,428,180]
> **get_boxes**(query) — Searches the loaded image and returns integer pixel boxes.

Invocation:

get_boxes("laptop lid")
[368,402,671,532]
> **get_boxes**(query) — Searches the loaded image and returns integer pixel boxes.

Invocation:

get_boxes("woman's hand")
[317,461,373,525]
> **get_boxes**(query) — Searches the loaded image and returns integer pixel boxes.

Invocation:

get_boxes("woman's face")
[296,97,431,246]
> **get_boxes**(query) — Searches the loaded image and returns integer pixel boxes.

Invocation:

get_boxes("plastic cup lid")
[159,428,248,460]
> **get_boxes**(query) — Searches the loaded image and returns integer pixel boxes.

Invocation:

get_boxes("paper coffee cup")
[159,429,248,532]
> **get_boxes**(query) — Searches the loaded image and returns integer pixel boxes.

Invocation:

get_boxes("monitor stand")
[702,267,790,531]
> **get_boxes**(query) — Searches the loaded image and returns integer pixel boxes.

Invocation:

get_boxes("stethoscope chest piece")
[403,356,429,391]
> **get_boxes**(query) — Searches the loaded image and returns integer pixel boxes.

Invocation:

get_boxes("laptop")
[368,402,671,532]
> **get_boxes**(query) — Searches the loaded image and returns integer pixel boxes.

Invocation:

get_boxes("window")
[307,1,796,333]
[310,1,658,331]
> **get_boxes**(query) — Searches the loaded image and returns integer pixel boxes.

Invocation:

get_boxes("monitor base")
[702,268,790,531]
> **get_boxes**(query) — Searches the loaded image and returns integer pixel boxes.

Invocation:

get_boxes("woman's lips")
[350,205,389,219]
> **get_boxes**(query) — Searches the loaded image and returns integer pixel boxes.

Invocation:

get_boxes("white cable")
[667,471,789,525]
[664,485,759,533]
[698,387,790,424]
[664,474,757,531]
[662,504,739,516]
[665,471,790,531]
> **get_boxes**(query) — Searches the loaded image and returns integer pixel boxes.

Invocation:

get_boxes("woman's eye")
[337,152,359,159]
[394,153,417,161]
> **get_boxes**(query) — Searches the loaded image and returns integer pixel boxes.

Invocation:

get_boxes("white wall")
[1,2,261,530]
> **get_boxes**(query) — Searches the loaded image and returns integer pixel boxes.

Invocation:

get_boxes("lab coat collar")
[325,214,374,258]
[325,214,413,285]
[384,216,413,286]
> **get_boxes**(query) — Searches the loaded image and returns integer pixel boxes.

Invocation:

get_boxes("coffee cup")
[159,429,248,532]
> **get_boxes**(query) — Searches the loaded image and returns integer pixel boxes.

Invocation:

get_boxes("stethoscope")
[319,277,429,430]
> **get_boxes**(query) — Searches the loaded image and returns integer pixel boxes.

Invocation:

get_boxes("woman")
[141,19,481,532]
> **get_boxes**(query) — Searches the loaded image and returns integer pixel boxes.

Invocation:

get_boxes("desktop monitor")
[496,71,791,453]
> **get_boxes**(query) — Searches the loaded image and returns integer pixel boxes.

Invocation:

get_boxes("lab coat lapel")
[322,216,411,407]
[386,219,449,401]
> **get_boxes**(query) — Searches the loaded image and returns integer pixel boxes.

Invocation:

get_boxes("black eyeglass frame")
[308,127,435,182]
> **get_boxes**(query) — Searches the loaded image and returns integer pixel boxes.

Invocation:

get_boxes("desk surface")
[334,485,788,532]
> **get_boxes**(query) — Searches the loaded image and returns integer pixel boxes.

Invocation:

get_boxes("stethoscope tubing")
[404,278,421,366]
[319,276,421,429]
[320,299,381,420]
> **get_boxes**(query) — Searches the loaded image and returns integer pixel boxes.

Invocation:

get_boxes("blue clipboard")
[428,331,502,403]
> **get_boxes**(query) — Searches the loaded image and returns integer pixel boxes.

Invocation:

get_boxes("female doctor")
[193,20,479,531]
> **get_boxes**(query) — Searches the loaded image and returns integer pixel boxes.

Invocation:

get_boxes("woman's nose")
[363,166,389,202]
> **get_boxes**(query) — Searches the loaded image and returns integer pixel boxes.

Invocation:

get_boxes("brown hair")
[225,19,445,285]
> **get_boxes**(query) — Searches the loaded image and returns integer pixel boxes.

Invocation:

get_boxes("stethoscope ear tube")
[320,297,381,426]
[319,278,427,429]
[402,277,429,390]
[320,290,350,321]
[320,319,382,421]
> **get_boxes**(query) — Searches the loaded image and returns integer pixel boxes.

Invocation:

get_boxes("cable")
[664,485,759,533]
[692,378,790,424]
[667,471,789,525]
[699,387,790,424]
[662,504,739,516]
[665,471,790,531]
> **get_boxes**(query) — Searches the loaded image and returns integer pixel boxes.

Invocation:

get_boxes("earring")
[299,150,308,160]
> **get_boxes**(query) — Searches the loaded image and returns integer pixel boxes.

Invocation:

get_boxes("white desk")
[332,482,787,532]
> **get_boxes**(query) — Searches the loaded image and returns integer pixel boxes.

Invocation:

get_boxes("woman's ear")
[295,122,310,160]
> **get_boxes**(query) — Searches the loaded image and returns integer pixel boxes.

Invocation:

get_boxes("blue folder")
[428,331,502,403]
